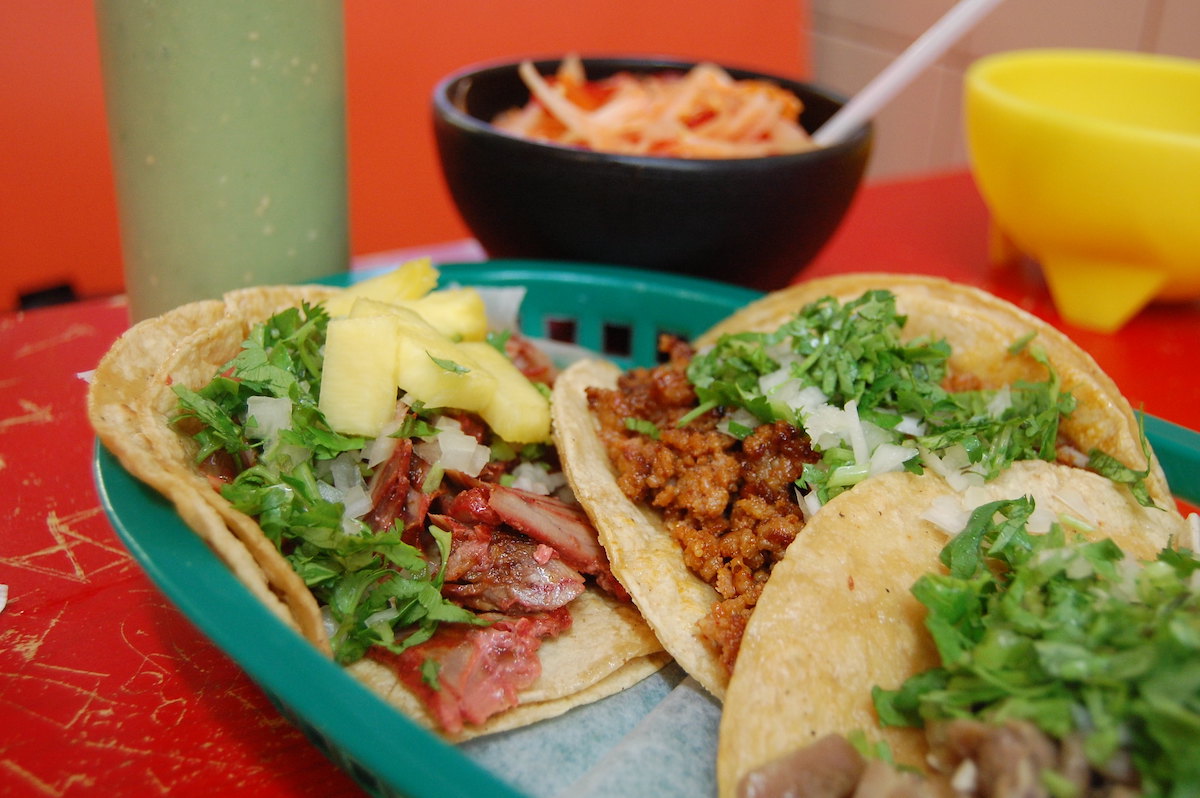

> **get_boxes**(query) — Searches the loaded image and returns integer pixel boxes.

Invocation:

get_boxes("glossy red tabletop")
[2,171,1197,796]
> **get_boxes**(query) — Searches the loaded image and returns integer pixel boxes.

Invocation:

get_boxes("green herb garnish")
[428,353,469,373]
[173,303,483,664]
[624,417,662,439]
[873,498,1200,798]
[683,290,1148,505]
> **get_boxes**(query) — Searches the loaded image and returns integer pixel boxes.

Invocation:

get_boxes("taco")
[87,263,666,741]
[551,274,1179,700]
[716,462,1195,798]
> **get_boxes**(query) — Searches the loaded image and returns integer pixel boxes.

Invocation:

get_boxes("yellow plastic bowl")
[965,49,1200,332]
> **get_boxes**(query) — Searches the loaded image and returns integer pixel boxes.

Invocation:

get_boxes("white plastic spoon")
[812,0,1008,146]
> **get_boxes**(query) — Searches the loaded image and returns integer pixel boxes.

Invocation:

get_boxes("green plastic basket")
[422,259,763,368]
[95,261,761,798]
[94,260,1200,798]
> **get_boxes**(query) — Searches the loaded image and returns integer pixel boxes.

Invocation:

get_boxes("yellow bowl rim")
[965,48,1200,150]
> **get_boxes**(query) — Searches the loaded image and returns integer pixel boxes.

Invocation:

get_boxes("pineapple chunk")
[323,257,440,317]
[318,316,400,437]
[347,296,415,320]
[345,298,495,410]
[458,341,551,444]
[346,289,488,342]
[391,316,497,413]
[397,288,489,342]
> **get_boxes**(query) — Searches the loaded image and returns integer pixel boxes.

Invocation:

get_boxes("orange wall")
[1,2,809,311]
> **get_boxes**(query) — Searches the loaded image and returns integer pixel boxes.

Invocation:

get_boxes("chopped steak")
[740,721,1142,798]
[588,336,819,672]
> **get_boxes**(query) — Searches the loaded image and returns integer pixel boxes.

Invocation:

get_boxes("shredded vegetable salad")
[492,54,816,158]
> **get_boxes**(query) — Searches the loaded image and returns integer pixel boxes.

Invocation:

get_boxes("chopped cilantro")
[428,353,469,373]
[623,417,662,439]
[173,303,483,664]
[683,290,1148,505]
[486,329,513,353]
[873,498,1200,798]
[421,658,442,690]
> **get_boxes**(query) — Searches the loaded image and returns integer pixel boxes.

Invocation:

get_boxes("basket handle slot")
[539,314,698,367]
[542,315,636,359]
[544,316,578,344]
[602,322,632,358]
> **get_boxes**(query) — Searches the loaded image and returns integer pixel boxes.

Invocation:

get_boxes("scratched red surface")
[0,300,364,795]
[1,171,1197,796]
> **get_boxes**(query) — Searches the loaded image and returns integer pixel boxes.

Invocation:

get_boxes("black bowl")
[431,56,873,291]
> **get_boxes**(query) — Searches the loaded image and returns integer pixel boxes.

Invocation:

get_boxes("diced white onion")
[330,452,364,493]
[363,607,401,629]
[844,400,869,465]
[919,444,985,493]
[317,480,343,505]
[246,396,293,441]
[802,403,851,452]
[275,443,313,471]
[869,442,918,477]
[766,379,827,424]
[796,486,823,521]
[862,420,897,456]
[363,435,398,469]
[1114,555,1143,600]
[320,605,337,639]
[986,384,1013,417]
[415,416,491,478]
[341,484,373,520]
[895,413,926,437]
[1064,550,1095,579]
[718,407,761,438]
[920,494,970,536]
[758,366,793,395]
[364,413,406,468]
[509,462,567,495]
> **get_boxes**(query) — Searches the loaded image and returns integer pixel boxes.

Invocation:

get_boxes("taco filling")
[148,270,649,737]
[731,498,1200,798]
[584,289,1154,676]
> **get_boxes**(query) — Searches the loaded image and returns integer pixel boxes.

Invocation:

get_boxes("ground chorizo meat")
[587,336,819,673]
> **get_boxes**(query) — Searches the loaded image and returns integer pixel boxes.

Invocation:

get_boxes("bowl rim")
[965,48,1200,148]
[431,53,873,170]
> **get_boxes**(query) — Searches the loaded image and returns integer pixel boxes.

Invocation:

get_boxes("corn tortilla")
[87,284,665,738]
[715,461,1188,798]
[551,274,1179,701]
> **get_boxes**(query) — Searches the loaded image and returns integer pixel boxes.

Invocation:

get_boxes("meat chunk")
[368,608,571,735]
[364,437,436,539]
[737,735,928,798]
[445,476,630,601]
[588,340,818,673]
[434,516,586,613]
[927,719,1141,798]
[737,734,868,798]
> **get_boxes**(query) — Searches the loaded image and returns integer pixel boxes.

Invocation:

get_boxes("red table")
[2,171,1197,796]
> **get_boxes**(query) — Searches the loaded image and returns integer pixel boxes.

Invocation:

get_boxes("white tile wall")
[810,0,1200,179]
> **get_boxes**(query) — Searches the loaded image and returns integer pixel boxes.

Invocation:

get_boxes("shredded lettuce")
[873,498,1200,798]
